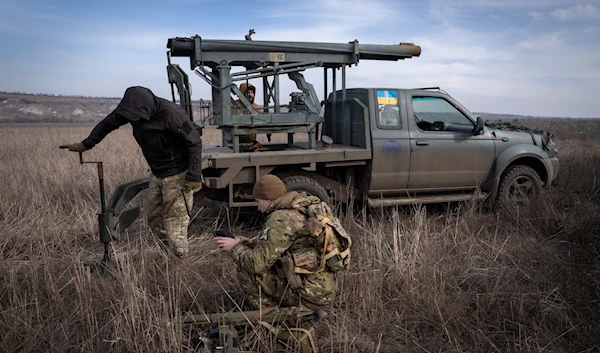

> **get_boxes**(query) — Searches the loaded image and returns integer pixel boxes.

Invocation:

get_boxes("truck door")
[369,89,411,195]
[407,93,495,191]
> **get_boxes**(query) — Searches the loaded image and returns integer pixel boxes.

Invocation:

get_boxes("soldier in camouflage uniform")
[214,175,338,311]
[231,82,259,144]
[60,86,202,258]
[146,170,195,256]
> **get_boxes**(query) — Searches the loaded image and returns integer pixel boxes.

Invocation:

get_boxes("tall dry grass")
[0,120,599,352]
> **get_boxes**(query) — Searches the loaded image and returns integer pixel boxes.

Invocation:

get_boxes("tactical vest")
[279,195,351,284]
[302,199,351,273]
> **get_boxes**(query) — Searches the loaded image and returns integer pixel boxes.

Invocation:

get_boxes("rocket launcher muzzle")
[167,36,421,67]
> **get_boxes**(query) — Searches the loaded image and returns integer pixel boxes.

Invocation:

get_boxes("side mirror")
[472,116,484,135]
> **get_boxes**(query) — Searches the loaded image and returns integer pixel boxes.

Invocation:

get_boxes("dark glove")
[59,142,87,152]
[182,180,202,192]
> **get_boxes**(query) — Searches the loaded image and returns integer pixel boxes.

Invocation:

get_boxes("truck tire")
[497,165,542,208]
[282,175,330,203]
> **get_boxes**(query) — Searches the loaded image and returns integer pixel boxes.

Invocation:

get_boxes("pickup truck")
[101,35,558,244]
[199,87,559,208]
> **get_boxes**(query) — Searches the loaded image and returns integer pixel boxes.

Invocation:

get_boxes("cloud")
[426,0,584,24]
[255,25,352,43]
[417,37,516,62]
[263,0,406,29]
[435,0,591,10]
[582,26,598,34]
[410,26,516,63]
[427,0,463,26]
[516,32,563,50]
[529,11,544,20]
[551,4,600,21]
[1,0,599,117]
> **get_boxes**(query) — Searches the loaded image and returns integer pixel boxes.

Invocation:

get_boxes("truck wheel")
[497,165,542,208]
[282,175,330,203]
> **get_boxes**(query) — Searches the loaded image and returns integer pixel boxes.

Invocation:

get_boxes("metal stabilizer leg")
[78,152,149,276]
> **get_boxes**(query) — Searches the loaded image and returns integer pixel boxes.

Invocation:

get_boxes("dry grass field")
[0,120,599,352]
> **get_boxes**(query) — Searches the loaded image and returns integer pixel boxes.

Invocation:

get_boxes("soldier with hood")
[233,82,259,143]
[60,86,202,257]
[214,174,346,311]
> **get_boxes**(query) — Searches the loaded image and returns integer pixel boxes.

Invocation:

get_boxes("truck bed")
[200,141,371,191]
[201,141,372,169]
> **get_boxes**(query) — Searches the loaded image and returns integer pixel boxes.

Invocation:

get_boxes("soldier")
[214,174,340,311]
[232,82,259,143]
[60,86,202,258]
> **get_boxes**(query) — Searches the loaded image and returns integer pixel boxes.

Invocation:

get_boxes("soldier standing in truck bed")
[232,82,259,143]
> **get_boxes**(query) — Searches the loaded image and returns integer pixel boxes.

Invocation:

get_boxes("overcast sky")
[1,0,598,117]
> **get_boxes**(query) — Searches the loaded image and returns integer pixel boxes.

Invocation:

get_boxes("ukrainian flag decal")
[377,90,398,105]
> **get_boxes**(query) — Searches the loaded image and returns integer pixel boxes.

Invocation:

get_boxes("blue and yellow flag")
[377,90,398,105]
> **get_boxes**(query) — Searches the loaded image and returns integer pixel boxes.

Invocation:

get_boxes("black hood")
[114,86,158,122]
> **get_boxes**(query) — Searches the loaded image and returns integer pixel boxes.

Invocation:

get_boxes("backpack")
[297,198,352,274]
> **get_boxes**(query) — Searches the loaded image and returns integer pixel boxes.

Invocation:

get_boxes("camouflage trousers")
[147,170,194,257]
[236,266,338,311]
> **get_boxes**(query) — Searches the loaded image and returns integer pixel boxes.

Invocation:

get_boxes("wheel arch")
[487,150,550,204]
[504,157,548,184]
[272,169,360,203]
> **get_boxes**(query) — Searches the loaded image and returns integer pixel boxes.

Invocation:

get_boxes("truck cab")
[324,87,559,206]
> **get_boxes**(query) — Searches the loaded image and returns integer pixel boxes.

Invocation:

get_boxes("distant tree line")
[0,91,211,103]
[0,91,120,99]
[1,116,101,124]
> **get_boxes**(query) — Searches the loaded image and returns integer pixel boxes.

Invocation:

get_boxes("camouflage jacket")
[231,191,315,274]
[231,191,338,305]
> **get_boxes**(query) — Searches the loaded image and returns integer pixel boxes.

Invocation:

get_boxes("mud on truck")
[100,34,558,246]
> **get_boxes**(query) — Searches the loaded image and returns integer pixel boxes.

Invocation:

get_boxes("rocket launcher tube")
[167,37,421,64]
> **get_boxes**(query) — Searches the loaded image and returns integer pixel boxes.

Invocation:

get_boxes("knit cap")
[253,175,286,200]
